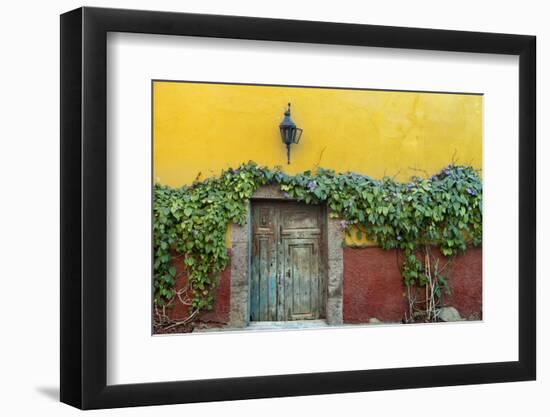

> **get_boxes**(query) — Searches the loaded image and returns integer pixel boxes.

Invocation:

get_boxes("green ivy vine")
[153,162,482,322]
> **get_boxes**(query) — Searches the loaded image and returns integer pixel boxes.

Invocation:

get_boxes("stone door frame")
[229,185,344,328]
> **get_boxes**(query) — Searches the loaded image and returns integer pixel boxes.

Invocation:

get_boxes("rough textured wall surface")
[166,250,231,325]
[343,247,407,323]
[343,247,482,323]
[443,247,483,320]
[154,82,482,188]
[163,247,481,327]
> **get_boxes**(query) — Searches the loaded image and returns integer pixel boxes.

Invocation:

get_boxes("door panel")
[250,206,277,321]
[281,208,320,229]
[250,201,325,322]
[283,238,319,320]
[250,236,277,321]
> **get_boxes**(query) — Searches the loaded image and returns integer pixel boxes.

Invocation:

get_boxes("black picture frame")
[60,6,536,410]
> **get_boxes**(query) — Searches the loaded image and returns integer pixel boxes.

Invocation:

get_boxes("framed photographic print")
[60,6,536,410]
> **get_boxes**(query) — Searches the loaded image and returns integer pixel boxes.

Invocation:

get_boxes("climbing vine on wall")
[153,162,482,325]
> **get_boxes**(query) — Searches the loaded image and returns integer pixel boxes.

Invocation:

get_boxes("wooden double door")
[250,201,326,322]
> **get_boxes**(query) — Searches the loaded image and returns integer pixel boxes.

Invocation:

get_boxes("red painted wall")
[443,247,483,319]
[162,247,481,327]
[165,250,231,325]
[343,247,407,323]
[343,247,482,323]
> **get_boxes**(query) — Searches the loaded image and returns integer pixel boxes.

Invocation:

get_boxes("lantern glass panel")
[294,128,303,144]
[280,126,292,145]
[288,127,296,144]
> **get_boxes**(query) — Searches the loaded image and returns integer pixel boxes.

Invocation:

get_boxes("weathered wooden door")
[250,201,325,321]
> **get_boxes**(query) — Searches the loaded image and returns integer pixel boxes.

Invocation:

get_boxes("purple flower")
[283,192,290,199]
[307,180,317,191]
[467,188,476,195]
[340,220,347,231]
[396,235,402,241]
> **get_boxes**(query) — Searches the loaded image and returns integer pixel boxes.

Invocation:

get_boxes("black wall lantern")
[279,102,303,164]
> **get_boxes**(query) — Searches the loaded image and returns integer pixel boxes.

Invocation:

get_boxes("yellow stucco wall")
[153,81,482,246]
